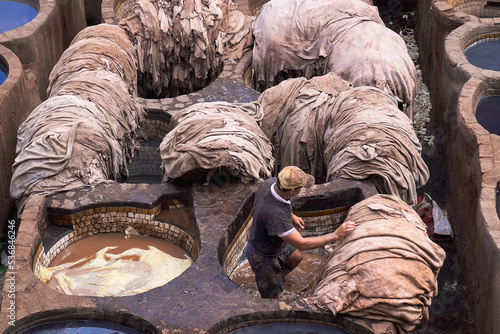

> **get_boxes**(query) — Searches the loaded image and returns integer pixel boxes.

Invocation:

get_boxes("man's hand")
[292,213,305,231]
[334,220,356,239]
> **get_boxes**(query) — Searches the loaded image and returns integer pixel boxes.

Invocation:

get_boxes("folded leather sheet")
[307,194,446,332]
[252,0,417,119]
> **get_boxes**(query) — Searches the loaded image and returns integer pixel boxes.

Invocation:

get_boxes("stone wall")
[415,1,500,332]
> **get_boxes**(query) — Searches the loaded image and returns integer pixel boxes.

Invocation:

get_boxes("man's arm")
[282,220,356,251]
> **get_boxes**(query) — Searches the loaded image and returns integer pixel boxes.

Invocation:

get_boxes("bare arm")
[291,213,305,231]
[282,220,356,251]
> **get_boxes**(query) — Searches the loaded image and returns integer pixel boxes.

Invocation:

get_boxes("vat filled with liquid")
[41,232,193,297]
[476,95,500,135]
[0,60,7,86]
[0,0,39,34]
[19,320,143,334]
[465,39,500,71]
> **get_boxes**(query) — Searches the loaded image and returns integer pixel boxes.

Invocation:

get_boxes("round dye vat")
[19,320,142,334]
[465,39,500,71]
[228,322,352,334]
[41,233,193,297]
[0,0,39,34]
[0,61,7,86]
[230,253,327,298]
[476,95,500,135]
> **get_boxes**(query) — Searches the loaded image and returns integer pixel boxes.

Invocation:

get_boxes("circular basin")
[228,322,352,333]
[41,232,194,297]
[0,0,39,34]
[465,38,500,71]
[476,95,500,135]
[19,320,143,334]
[0,59,7,86]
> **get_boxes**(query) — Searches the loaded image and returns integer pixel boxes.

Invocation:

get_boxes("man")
[246,166,356,298]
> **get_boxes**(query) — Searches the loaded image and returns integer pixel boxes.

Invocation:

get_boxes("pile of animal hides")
[159,102,274,183]
[257,73,428,206]
[10,25,145,209]
[252,0,417,119]
[119,0,253,98]
[307,194,446,333]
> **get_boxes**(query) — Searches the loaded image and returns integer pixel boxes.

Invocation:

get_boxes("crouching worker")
[246,166,356,298]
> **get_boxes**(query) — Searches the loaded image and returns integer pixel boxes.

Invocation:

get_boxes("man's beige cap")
[278,166,315,190]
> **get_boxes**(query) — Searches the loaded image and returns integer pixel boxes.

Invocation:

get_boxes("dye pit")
[41,233,193,297]
[230,253,327,299]
[0,61,6,86]
[0,0,39,34]
[464,39,500,71]
[18,320,142,334]
[476,95,500,136]
[227,322,352,334]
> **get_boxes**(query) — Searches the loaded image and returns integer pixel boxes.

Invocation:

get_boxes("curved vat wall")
[415,1,500,330]
[207,311,383,334]
[0,45,41,238]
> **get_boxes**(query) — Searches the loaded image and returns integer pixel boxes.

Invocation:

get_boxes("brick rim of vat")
[32,202,200,295]
[446,22,500,78]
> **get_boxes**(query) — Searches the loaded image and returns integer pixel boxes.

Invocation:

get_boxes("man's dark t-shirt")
[249,177,293,256]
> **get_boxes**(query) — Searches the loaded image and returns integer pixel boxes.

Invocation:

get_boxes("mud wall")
[415,1,500,332]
